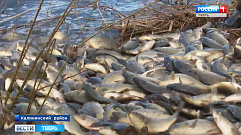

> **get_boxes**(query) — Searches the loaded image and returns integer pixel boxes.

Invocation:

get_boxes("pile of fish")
[1,21,241,135]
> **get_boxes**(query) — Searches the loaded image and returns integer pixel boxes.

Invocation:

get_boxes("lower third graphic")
[15,125,65,132]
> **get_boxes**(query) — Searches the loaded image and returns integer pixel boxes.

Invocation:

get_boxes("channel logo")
[196,5,227,13]
[196,5,227,17]
[15,125,65,132]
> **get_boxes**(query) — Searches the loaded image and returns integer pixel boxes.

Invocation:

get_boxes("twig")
[4,0,44,105]
[0,7,37,24]
[8,0,77,111]
[77,0,161,48]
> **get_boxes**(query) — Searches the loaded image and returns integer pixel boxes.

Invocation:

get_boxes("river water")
[0,0,233,45]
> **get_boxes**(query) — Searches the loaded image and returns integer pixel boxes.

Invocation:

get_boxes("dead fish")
[129,102,184,134]
[184,93,225,107]
[207,30,229,45]
[64,80,83,90]
[187,40,203,50]
[182,50,212,61]
[133,76,171,94]
[84,63,109,74]
[211,59,231,78]
[169,119,221,135]
[64,90,91,103]
[138,34,171,41]
[46,107,86,135]
[88,77,103,85]
[62,64,87,82]
[126,60,146,74]
[112,110,132,125]
[59,82,71,93]
[185,46,197,54]
[222,45,234,55]
[224,93,241,103]
[135,56,154,66]
[138,40,155,52]
[154,47,183,55]
[234,38,241,61]
[103,92,143,101]
[193,27,202,40]
[99,126,119,135]
[80,101,104,119]
[122,37,139,51]
[167,83,210,95]
[35,97,57,109]
[67,102,82,113]
[1,56,13,70]
[101,71,125,84]
[202,36,222,49]
[142,68,170,81]
[226,105,241,120]
[85,34,118,50]
[10,50,20,63]
[53,31,68,40]
[92,49,130,61]
[215,109,238,123]
[205,49,224,63]
[95,55,120,67]
[123,89,146,99]
[161,32,180,40]
[46,69,62,86]
[130,108,170,119]
[2,66,46,80]
[193,56,212,71]
[172,59,194,74]
[179,30,195,47]
[96,83,141,94]
[187,68,229,85]
[83,83,112,103]
[159,72,209,90]
[210,82,241,94]
[211,108,239,135]
[169,40,182,48]
[73,114,100,130]
[12,103,37,114]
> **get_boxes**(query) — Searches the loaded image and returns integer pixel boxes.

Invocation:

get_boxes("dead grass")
[113,1,240,45]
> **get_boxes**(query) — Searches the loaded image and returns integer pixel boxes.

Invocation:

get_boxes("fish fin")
[55,106,63,113]
[190,118,198,129]
[136,55,139,63]
[221,54,226,63]
[178,77,182,84]
[55,97,61,105]
[118,59,127,66]
[140,126,148,135]
[231,76,236,83]
[169,71,176,80]
[190,110,200,128]
[175,101,184,116]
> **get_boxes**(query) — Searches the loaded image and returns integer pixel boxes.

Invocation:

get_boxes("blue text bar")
[35,125,65,132]
[15,125,65,132]
[15,115,70,121]
[196,5,219,13]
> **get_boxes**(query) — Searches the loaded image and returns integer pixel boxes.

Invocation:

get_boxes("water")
[0,0,233,45]
[0,0,152,44]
